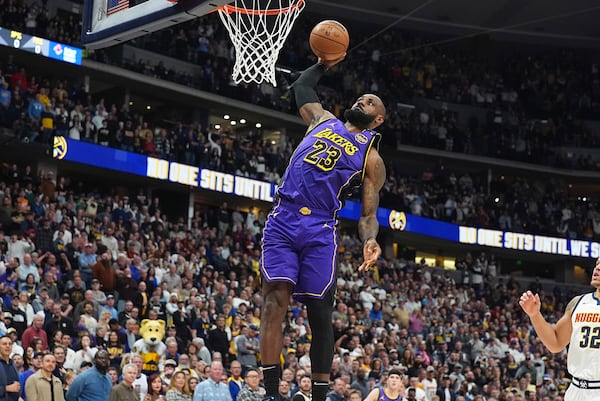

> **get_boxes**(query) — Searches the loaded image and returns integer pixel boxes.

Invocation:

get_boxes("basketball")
[309,20,349,60]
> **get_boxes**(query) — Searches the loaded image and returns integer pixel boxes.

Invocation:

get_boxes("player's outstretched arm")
[358,148,386,272]
[293,55,344,128]
[519,290,576,353]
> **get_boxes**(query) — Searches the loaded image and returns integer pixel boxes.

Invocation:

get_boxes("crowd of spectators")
[3,5,600,168]
[2,59,600,241]
[0,160,583,401]
[0,0,82,45]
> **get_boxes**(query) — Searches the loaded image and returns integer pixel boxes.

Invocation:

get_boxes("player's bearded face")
[344,107,376,129]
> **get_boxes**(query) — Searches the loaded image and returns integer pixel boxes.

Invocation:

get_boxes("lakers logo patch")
[355,133,368,144]
[389,210,406,231]
[299,207,312,216]
[53,136,68,160]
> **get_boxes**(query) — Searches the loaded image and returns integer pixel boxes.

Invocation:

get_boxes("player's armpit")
[299,104,335,130]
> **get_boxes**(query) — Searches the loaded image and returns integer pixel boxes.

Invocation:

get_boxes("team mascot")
[133,319,166,375]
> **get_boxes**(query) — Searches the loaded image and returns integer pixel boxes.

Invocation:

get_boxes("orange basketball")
[309,20,349,60]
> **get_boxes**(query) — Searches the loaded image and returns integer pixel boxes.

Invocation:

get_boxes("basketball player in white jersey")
[520,258,600,401]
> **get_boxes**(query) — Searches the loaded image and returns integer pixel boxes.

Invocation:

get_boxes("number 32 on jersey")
[579,326,600,348]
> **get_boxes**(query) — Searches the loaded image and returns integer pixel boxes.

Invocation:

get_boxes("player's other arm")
[293,56,344,128]
[358,148,386,272]
[520,291,577,353]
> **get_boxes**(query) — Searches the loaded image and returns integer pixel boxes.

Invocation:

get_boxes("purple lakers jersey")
[277,118,380,213]
[377,387,402,401]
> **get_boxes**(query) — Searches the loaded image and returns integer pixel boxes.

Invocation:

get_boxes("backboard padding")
[82,0,230,49]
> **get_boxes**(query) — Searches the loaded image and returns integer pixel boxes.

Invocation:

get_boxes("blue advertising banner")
[53,137,596,258]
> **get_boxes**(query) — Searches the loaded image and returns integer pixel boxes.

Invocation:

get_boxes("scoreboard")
[0,27,82,65]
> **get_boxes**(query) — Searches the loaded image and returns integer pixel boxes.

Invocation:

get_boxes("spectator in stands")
[227,360,244,401]
[144,373,166,401]
[8,234,35,265]
[192,361,231,401]
[207,315,229,361]
[291,375,311,401]
[235,325,259,372]
[236,368,262,401]
[0,336,20,401]
[24,352,65,401]
[325,377,345,401]
[109,363,140,401]
[350,368,369,399]
[78,243,97,285]
[66,349,112,401]
[100,296,118,321]
[22,312,48,350]
[277,380,291,401]
[52,345,67,382]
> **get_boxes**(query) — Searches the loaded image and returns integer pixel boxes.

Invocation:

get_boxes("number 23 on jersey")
[303,139,342,171]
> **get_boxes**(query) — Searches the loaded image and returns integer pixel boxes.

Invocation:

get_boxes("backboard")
[82,0,230,49]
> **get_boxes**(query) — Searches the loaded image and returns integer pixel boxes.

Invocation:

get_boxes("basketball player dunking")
[520,258,600,401]
[259,55,387,401]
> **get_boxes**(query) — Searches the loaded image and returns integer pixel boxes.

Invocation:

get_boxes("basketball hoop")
[217,0,305,87]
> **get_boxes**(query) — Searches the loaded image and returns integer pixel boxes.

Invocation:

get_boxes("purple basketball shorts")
[261,202,338,301]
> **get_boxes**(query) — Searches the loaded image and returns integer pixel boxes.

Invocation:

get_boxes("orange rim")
[217,0,304,16]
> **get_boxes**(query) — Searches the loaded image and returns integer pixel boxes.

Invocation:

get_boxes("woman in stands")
[72,334,97,373]
[400,348,415,371]
[20,273,37,295]
[165,371,191,401]
[106,330,125,369]
[143,374,166,401]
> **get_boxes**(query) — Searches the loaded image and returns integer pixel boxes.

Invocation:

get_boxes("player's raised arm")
[292,55,345,128]
[520,290,576,353]
[358,147,386,272]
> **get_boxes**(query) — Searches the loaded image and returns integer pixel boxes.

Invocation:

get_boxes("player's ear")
[374,114,385,125]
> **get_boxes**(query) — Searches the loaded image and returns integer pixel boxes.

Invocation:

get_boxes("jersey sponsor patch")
[355,133,368,144]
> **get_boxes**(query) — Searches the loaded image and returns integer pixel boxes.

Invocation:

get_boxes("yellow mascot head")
[139,319,166,347]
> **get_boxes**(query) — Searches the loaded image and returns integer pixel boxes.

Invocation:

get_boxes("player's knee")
[306,300,332,322]
[262,283,291,320]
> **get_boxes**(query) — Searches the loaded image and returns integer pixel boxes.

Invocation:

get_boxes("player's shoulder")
[566,293,594,313]
[306,111,337,131]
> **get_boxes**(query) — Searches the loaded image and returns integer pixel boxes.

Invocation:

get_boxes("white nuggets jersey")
[569,293,600,379]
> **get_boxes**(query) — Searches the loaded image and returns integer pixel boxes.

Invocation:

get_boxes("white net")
[218,0,305,87]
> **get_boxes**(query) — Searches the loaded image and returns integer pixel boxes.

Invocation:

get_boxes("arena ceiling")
[308,0,600,47]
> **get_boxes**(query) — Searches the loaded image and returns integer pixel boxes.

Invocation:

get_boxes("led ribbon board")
[54,137,597,258]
